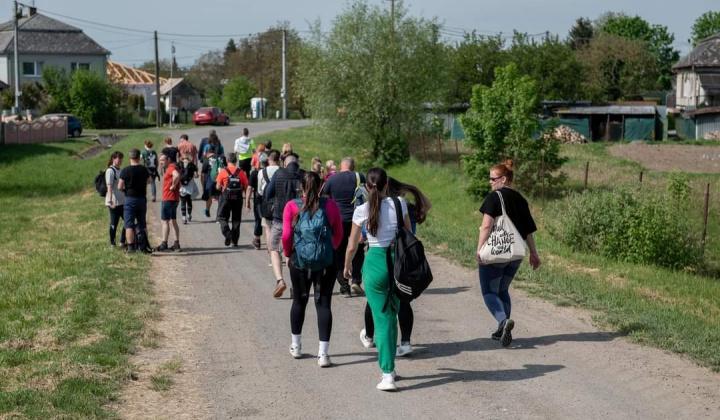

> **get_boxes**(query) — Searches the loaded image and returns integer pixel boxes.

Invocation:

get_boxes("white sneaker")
[289,344,302,359]
[360,329,375,348]
[376,373,397,391]
[317,353,331,367]
[396,342,413,357]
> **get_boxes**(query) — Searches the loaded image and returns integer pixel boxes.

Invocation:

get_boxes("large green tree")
[70,70,119,128]
[297,1,448,164]
[42,66,72,113]
[460,63,565,197]
[691,11,720,46]
[568,17,594,50]
[447,33,507,104]
[218,75,256,115]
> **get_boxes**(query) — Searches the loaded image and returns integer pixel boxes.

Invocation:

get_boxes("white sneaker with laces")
[289,344,302,359]
[396,342,413,357]
[376,373,397,391]
[360,329,375,348]
[317,353,331,367]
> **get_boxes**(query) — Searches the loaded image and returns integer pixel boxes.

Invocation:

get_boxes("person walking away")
[161,136,179,164]
[198,129,216,164]
[258,150,281,266]
[141,141,159,202]
[279,143,293,163]
[325,160,337,181]
[251,144,266,170]
[157,154,182,252]
[344,168,410,391]
[263,140,272,151]
[234,127,256,178]
[361,177,432,357]
[322,157,366,297]
[311,157,324,180]
[477,160,541,347]
[177,134,198,167]
[201,149,224,218]
[265,153,305,298]
[282,172,343,367]
[203,133,224,159]
[118,148,151,254]
[179,152,199,224]
[246,152,268,250]
[216,153,248,247]
[105,151,126,248]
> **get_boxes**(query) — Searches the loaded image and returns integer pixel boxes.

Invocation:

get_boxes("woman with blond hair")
[477,160,541,348]
[280,143,293,163]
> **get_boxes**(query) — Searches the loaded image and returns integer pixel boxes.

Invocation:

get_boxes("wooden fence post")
[407,129,412,159]
[541,154,545,209]
[584,161,589,190]
[702,183,710,254]
[420,131,427,163]
[454,138,461,171]
[639,171,644,183]
[437,134,443,165]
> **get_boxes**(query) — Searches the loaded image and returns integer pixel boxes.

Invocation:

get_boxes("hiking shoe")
[252,238,261,250]
[350,284,365,295]
[360,329,375,348]
[376,373,397,392]
[396,342,413,357]
[188,214,192,222]
[152,196,156,203]
[340,287,351,298]
[273,280,287,298]
[289,344,302,359]
[172,242,181,252]
[500,319,515,348]
[183,216,188,225]
[156,242,170,252]
[491,330,502,341]
[317,354,331,368]
[224,236,232,247]
[204,209,210,218]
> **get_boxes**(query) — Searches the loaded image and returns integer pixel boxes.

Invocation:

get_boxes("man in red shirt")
[216,153,248,247]
[158,153,181,251]
[177,134,198,166]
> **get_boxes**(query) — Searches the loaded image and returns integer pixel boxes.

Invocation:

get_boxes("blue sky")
[3,0,717,67]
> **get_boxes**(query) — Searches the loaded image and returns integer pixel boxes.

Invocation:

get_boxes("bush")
[218,75,255,116]
[548,185,704,269]
[70,70,119,129]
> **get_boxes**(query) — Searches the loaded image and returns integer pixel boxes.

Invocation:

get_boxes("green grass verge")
[0,132,164,418]
[262,127,720,371]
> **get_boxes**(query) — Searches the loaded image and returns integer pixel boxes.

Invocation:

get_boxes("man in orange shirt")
[216,153,248,247]
[177,134,198,166]
[158,153,181,252]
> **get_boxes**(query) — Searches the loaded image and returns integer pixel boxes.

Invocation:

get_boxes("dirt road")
[120,121,720,420]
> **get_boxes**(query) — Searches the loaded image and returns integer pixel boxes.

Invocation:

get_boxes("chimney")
[28,7,37,17]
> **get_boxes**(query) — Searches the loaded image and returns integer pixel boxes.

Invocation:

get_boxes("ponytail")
[491,159,514,184]
[292,172,323,228]
[365,167,388,237]
[388,177,432,224]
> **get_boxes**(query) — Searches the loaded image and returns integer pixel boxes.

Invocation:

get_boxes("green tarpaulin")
[624,118,655,140]
[558,118,591,139]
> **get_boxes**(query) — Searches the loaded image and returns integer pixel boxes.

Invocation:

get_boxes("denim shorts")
[123,196,147,230]
[160,200,179,221]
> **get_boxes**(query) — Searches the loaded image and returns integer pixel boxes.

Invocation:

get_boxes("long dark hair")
[292,172,324,228]
[388,177,432,224]
[366,167,389,237]
[107,151,123,168]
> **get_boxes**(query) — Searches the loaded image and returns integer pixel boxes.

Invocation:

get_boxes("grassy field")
[261,126,720,371]
[0,133,164,418]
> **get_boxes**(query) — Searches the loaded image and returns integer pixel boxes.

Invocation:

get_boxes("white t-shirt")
[352,197,408,248]
[105,166,125,207]
[258,165,280,196]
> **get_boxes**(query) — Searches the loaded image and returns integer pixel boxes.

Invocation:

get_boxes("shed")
[684,106,720,139]
[556,104,663,141]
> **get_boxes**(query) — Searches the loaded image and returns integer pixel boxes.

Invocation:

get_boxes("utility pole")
[169,42,175,127]
[154,30,161,127]
[281,29,287,120]
[13,1,21,114]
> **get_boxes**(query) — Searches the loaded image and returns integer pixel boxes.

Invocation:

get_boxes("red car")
[192,107,230,125]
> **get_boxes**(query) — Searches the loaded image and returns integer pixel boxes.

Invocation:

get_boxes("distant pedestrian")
[251,144,266,170]
[118,148,152,254]
[161,136,179,163]
[282,171,343,367]
[265,153,304,298]
[246,152,269,250]
[344,167,409,391]
[477,160,540,347]
[263,140,272,150]
[234,127,256,178]
[201,148,224,218]
[258,150,281,267]
[177,134,198,166]
[203,133,224,159]
[322,157,366,297]
[311,157,324,179]
[216,153,248,247]
[157,154,181,252]
[141,141,159,202]
[178,152,199,224]
[105,151,125,248]
[198,129,216,164]
[280,143,293,163]
[325,160,337,180]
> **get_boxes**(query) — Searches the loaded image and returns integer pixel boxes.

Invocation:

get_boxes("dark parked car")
[41,113,83,137]
[192,107,229,126]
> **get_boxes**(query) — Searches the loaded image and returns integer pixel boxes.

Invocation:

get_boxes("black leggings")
[180,195,193,217]
[108,205,126,246]
[365,301,414,343]
[289,262,337,342]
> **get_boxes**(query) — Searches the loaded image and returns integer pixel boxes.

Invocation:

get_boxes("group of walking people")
[102,129,541,392]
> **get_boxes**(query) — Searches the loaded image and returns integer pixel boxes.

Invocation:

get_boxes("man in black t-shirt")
[246,152,268,250]
[118,148,151,253]
[321,157,366,297]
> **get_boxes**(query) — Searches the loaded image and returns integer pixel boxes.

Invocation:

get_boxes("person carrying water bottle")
[282,172,343,367]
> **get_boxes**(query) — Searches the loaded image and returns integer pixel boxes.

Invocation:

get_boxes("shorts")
[161,200,179,220]
[123,196,147,230]
[263,217,273,228]
[269,220,283,252]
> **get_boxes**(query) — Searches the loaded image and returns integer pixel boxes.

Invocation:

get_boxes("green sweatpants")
[363,247,399,374]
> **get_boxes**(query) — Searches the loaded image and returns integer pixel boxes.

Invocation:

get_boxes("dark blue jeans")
[108,205,126,246]
[478,260,522,326]
[123,196,147,231]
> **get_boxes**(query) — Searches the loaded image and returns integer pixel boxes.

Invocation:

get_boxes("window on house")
[71,62,91,72]
[22,61,43,76]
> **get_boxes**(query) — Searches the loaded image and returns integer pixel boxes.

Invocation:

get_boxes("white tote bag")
[479,191,526,264]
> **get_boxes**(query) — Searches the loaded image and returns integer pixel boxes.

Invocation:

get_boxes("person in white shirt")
[105,151,126,248]
[233,127,255,177]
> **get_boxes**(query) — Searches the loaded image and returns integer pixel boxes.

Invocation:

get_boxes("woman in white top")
[344,168,410,392]
[105,151,126,247]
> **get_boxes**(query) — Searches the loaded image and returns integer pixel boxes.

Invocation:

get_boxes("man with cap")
[246,151,268,250]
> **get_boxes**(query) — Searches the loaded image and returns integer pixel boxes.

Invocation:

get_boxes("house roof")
[672,33,720,71]
[0,13,109,55]
[557,105,657,116]
[159,78,184,95]
[107,60,166,85]
[684,105,720,116]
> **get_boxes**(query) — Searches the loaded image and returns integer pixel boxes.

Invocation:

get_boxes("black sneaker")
[172,241,181,252]
[340,287,351,298]
[224,236,232,246]
[500,319,515,348]
[491,330,502,341]
[252,238,261,250]
[156,242,170,252]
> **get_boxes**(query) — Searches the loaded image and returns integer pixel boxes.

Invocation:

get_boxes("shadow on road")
[510,332,623,350]
[400,364,565,391]
[423,286,471,295]
[154,245,254,256]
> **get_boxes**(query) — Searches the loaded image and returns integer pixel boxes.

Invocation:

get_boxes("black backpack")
[222,168,243,202]
[180,162,194,186]
[260,169,274,219]
[95,167,116,197]
[383,197,433,312]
